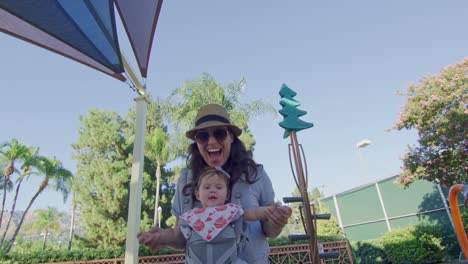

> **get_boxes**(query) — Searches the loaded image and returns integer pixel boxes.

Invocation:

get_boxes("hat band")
[196,115,230,126]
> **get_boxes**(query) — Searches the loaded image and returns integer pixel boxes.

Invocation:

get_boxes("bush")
[268,234,345,247]
[0,247,127,264]
[351,240,389,264]
[317,216,343,236]
[381,226,444,263]
[138,245,181,256]
[414,224,460,260]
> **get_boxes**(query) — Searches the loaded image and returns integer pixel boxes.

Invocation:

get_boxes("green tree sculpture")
[278,84,321,263]
[279,84,314,138]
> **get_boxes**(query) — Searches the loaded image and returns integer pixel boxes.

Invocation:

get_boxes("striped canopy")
[0,0,163,81]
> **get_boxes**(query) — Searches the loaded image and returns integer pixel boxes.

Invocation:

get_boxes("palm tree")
[166,73,276,153]
[145,128,172,226]
[0,176,13,194]
[4,156,72,254]
[0,139,30,229]
[0,147,40,247]
[67,175,80,250]
[30,207,63,251]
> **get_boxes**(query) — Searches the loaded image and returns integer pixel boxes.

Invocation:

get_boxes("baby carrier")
[177,169,251,264]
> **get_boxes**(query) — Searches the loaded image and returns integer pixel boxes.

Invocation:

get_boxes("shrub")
[268,234,345,247]
[138,245,181,256]
[351,240,389,264]
[0,248,128,264]
[381,226,444,263]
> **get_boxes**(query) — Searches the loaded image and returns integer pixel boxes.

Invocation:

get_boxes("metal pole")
[290,132,320,263]
[124,95,147,264]
[375,182,391,231]
[333,195,346,238]
[121,53,147,264]
[436,183,454,228]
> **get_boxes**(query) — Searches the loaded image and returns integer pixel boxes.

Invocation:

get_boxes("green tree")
[165,73,276,157]
[72,109,157,248]
[29,207,64,251]
[145,128,173,226]
[4,156,72,253]
[127,97,176,229]
[290,187,322,211]
[286,187,319,227]
[0,139,30,229]
[0,146,40,247]
[316,215,342,237]
[67,175,81,250]
[393,59,467,187]
[0,177,12,195]
[288,187,342,237]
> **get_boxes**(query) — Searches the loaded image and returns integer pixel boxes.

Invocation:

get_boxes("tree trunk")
[153,160,161,227]
[0,161,14,230]
[4,181,45,254]
[0,180,8,230]
[0,177,24,247]
[42,228,48,251]
[68,193,76,250]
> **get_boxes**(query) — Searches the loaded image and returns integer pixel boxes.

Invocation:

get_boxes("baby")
[138,167,284,263]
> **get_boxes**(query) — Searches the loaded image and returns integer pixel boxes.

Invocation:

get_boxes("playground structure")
[449,184,468,260]
[0,2,163,263]
[278,84,347,263]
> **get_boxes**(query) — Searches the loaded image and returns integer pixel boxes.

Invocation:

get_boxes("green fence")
[321,175,464,241]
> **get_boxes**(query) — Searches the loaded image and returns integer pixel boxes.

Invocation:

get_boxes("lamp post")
[40,232,50,251]
[157,206,162,228]
[356,139,372,180]
[356,139,371,149]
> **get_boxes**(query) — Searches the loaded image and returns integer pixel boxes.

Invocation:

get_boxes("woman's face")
[194,126,233,167]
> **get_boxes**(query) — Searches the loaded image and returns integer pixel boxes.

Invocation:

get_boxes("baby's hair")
[182,167,231,198]
[195,167,230,190]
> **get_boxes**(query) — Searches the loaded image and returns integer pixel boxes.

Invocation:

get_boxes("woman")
[138,104,292,263]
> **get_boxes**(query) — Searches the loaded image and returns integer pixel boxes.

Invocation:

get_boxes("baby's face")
[195,173,228,208]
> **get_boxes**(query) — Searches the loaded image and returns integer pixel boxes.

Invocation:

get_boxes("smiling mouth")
[208,148,222,158]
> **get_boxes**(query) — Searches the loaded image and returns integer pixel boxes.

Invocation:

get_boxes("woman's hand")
[137,226,167,250]
[263,203,292,238]
[138,221,186,250]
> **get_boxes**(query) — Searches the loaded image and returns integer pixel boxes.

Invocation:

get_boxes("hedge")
[0,234,345,264]
[351,224,449,264]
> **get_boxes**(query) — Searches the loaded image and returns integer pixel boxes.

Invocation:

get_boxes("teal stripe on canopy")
[0,0,123,75]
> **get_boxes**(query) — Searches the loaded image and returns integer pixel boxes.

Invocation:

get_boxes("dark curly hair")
[183,131,258,196]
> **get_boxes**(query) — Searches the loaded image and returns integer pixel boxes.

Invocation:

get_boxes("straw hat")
[185,104,242,140]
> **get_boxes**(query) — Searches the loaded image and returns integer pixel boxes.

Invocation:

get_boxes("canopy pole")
[121,55,145,95]
[124,95,147,264]
[122,53,147,264]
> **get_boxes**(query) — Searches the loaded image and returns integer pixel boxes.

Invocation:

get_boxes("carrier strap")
[181,169,193,214]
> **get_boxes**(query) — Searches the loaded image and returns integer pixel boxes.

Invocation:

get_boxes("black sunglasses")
[194,128,229,144]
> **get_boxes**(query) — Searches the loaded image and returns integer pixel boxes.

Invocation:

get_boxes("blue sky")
[1,1,467,213]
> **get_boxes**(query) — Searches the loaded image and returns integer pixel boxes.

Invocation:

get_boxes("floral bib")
[180,203,244,241]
